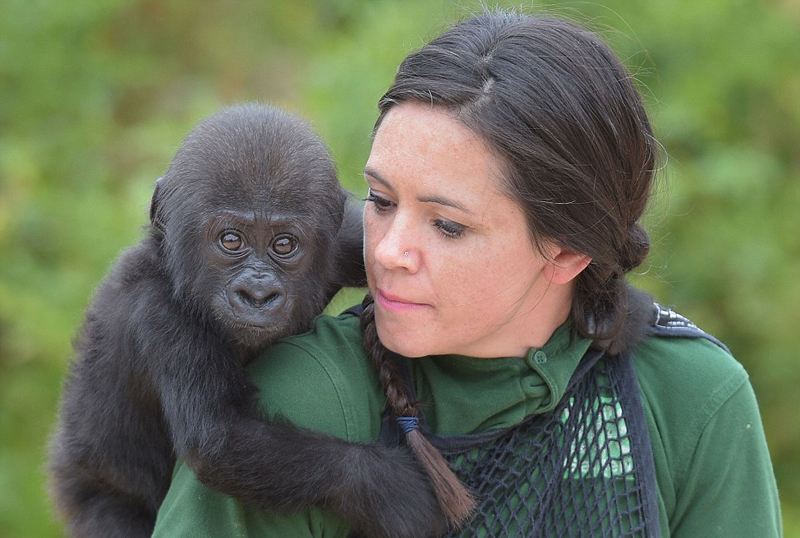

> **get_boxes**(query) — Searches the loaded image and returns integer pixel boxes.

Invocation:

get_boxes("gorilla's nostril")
[237,290,279,308]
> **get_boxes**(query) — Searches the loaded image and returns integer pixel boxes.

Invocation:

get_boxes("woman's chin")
[382,339,424,358]
[375,327,430,358]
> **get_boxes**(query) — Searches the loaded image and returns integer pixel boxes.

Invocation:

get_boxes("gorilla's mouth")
[213,293,292,334]
[231,320,283,332]
[225,318,288,351]
[233,300,293,334]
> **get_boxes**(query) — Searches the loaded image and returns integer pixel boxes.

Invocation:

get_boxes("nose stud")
[403,251,409,257]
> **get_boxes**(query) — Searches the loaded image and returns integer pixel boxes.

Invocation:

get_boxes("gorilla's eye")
[220,232,244,252]
[271,234,298,257]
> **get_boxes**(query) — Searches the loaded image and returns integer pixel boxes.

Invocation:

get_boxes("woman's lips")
[376,289,429,311]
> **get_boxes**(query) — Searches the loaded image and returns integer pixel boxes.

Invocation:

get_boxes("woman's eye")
[364,190,394,212]
[271,234,298,257]
[220,232,244,252]
[434,219,467,239]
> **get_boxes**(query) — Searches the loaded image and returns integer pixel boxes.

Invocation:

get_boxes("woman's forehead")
[367,103,507,205]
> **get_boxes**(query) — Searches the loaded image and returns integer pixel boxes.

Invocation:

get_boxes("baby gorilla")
[49,104,444,538]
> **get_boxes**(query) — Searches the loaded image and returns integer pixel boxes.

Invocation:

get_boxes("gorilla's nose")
[237,287,280,308]
[231,274,285,311]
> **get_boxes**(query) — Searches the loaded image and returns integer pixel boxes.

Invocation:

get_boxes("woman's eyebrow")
[417,194,474,215]
[363,166,392,189]
[363,166,474,215]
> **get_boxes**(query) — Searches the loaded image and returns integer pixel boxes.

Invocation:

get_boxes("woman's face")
[364,102,574,358]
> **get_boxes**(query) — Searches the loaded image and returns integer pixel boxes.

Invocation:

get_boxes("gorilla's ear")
[333,194,367,288]
[150,177,166,235]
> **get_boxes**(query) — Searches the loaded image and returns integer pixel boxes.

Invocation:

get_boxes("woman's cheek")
[430,248,485,307]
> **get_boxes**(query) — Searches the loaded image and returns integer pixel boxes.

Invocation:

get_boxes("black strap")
[647,302,730,354]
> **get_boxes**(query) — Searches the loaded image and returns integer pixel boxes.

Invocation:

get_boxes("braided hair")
[360,294,475,527]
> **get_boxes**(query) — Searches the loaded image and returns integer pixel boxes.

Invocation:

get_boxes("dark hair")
[361,10,658,525]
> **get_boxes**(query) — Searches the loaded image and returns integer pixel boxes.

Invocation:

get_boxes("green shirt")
[152,311,781,537]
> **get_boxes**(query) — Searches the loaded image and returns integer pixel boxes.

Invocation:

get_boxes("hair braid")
[359,293,475,528]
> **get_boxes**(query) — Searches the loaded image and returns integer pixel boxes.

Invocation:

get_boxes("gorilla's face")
[189,206,334,351]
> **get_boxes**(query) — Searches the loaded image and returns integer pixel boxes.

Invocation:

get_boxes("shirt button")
[534,350,548,364]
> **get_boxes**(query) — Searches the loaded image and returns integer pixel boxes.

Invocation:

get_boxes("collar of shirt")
[409,321,593,435]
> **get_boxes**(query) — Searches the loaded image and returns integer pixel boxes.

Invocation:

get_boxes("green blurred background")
[1,0,798,535]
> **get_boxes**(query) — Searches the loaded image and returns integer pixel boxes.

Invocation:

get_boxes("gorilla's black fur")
[49,104,444,538]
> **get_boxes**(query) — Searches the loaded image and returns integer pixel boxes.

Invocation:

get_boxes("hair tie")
[396,416,420,434]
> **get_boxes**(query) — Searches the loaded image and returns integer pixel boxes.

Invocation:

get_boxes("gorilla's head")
[150,104,346,350]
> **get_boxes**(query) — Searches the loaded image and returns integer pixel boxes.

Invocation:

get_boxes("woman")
[152,11,781,538]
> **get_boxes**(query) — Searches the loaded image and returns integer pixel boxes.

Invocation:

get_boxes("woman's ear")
[544,247,592,285]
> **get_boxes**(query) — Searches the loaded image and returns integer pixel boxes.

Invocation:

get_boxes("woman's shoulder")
[633,323,748,418]
[246,310,384,442]
[632,312,780,536]
[263,309,365,363]
[632,314,753,487]
[631,310,753,483]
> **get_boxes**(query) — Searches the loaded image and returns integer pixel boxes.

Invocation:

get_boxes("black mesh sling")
[374,302,730,538]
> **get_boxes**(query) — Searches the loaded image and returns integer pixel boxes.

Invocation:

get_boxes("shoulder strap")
[647,302,731,354]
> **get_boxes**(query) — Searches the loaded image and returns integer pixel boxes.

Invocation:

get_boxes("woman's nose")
[373,214,418,272]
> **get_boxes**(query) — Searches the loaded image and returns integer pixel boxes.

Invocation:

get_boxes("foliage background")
[1,0,798,536]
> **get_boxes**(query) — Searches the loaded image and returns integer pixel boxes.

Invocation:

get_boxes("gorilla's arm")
[145,300,444,538]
